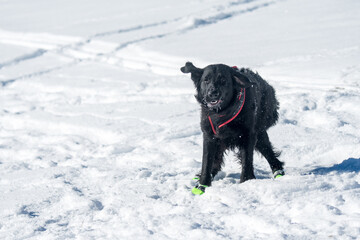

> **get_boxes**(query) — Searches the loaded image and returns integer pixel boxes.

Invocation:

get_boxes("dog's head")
[181,62,252,111]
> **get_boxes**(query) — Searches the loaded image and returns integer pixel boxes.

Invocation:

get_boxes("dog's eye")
[204,76,210,82]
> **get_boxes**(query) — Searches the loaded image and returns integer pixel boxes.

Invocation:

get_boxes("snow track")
[1,0,360,239]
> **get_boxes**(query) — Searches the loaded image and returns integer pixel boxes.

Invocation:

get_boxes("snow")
[0,0,360,239]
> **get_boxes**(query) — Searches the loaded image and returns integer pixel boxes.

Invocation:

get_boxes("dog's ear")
[232,69,253,88]
[180,62,203,86]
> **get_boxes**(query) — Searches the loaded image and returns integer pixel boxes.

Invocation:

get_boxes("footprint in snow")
[90,199,104,211]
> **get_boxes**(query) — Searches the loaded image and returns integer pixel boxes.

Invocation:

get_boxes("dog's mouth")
[206,99,222,109]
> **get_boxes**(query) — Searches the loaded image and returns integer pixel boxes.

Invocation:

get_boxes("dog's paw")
[273,169,285,179]
[191,177,200,186]
[240,173,256,183]
[191,184,208,195]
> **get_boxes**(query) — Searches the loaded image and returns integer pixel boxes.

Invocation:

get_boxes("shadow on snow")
[310,158,360,175]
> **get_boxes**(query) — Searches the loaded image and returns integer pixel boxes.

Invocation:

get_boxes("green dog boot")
[273,169,285,179]
[192,184,208,195]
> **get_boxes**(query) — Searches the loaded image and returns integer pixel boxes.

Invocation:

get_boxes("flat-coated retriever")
[180,62,284,195]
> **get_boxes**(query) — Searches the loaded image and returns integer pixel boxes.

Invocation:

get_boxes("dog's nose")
[208,88,219,99]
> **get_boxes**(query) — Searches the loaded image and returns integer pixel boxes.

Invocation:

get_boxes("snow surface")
[1,0,360,239]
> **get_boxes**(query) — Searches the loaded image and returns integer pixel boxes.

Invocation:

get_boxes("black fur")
[181,62,284,187]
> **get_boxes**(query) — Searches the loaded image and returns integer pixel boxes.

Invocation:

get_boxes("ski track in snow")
[1,0,360,239]
[0,0,277,86]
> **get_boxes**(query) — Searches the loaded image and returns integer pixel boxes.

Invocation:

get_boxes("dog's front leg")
[200,136,219,186]
[239,132,257,183]
[192,135,219,195]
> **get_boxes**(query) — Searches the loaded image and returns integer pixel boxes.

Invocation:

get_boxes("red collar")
[208,88,246,135]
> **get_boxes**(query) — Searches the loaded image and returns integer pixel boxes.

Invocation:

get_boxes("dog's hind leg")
[256,131,284,175]
[238,132,257,183]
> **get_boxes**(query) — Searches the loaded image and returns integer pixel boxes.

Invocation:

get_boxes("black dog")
[180,62,284,195]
